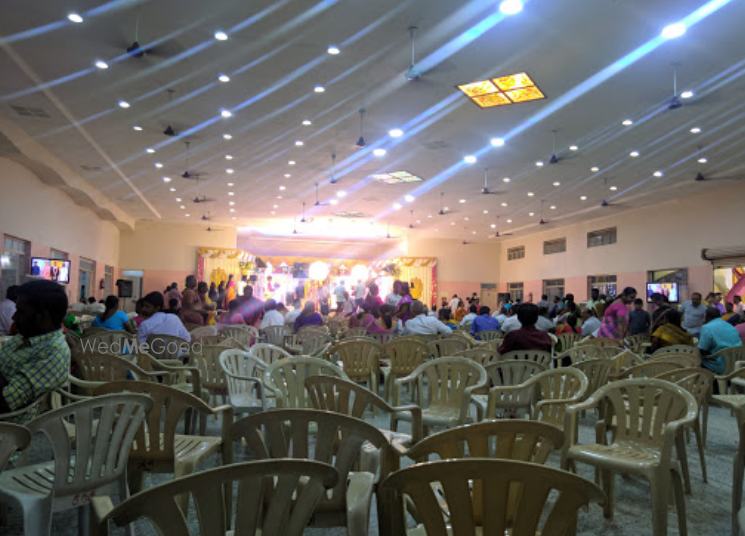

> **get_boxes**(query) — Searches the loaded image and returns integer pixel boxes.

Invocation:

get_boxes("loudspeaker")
[116,279,133,298]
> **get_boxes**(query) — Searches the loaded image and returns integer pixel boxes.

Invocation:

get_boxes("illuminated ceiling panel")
[371,171,424,184]
[457,72,545,108]
[333,211,370,218]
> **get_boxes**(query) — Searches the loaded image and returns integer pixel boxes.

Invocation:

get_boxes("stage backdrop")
[197,247,255,286]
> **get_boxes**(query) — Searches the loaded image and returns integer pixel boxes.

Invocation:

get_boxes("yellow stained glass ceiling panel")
[457,71,545,109]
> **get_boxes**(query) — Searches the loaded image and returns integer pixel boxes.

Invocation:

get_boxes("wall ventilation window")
[587,227,617,248]
[50,249,69,260]
[1,236,30,294]
[543,238,566,255]
[507,246,525,261]
[508,282,524,302]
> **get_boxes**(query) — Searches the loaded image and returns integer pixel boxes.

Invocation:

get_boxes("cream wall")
[496,182,745,302]
[0,157,120,302]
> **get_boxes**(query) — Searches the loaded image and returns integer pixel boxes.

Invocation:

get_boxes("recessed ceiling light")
[276,196,282,199]
[501,202,508,207]
[622,119,633,126]
[527,192,534,197]
[329,199,338,205]
[459,199,466,203]
[271,211,276,215]
[146,148,155,154]
[428,215,433,218]
[185,214,190,217]
[506,219,513,223]
[393,202,402,209]
[273,204,279,208]
[230,209,235,213]
[327,46,340,55]
[629,151,640,157]
[458,72,545,108]
[491,137,505,147]
[214,31,228,41]
[154,163,163,168]
[223,134,232,140]
[94,60,108,69]
[653,171,663,177]
[314,85,325,93]
[610,186,618,191]
[336,190,346,198]
[225,155,233,160]
[226,168,234,174]
[373,148,387,157]
[218,74,230,83]
[529,212,535,216]
[698,157,708,164]
[227,182,234,186]
[553,181,561,186]
[229,201,235,205]
[279,186,286,190]
[288,160,296,165]
[132,126,143,131]
[232,216,237,219]
[472,231,477,235]
[169,188,176,192]
[228,192,235,196]
[499,0,524,15]
[569,145,578,151]
[591,166,600,172]
[465,217,470,221]
[503,177,511,183]
[690,127,701,134]
[550,205,556,210]
[175,197,182,202]
[451,222,456,225]
[118,100,130,109]
[661,23,686,39]
[404,194,415,202]
[483,210,489,214]
[179,205,185,209]
[68,12,84,23]
[162,177,171,182]
[416,220,421,224]
[220,110,233,119]
[389,128,404,138]
[535,161,544,167]
[681,90,694,99]
[295,141,304,147]
[302,120,312,126]
[464,155,477,164]
[491,224,497,229]
[444,207,449,211]
[580,196,587,200]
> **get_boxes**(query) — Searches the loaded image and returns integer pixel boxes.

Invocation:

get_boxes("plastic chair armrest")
[346,472,375,536]
[715,366,745,382]
[91,496,115,536]
[391,404,423,444]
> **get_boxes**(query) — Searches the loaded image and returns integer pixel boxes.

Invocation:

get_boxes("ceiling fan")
[181,141,209,180]
[355,108,366,148]
[438,192,456,215]
[109,10,182,62]
[314,183,329,207]
[328,153,339,184]
[300,202,307,223]
[539,200,549,225]
[205,226,223,232]
[481,168,505,195]
[405,26,423,81]
[191,177,215,204]
[408,210,415,229]
[494,216,514,238]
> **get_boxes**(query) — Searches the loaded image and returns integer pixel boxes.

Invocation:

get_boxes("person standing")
[735,295,745,317]
[333,280,347,313]
[449,294,460,311]
[0,285,19,335]
[536,294,549,310]
[180,275,205,326]
[628,298,651,335]
[208,282,218,303]
[585,288,600,313]
[386,281,403,308]
[166,282,183,310]
[597,287,637,340]
[681,292,707,338]
[354,279,366,309]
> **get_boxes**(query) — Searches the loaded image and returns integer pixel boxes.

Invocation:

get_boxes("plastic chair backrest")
[220,325,258,347]
[147,334,190,360]
[413,357,487,410]
[617,360,683,379]
[428,337,470,358]
[485,360,546,388]
[476,329,503,342]
[555,332,582,351]
[188,345,228,391]
[189,326,219,339]
[652,344,699,358]
[264,357,348,408]
[25,394,152,495]
[384,338,431,376]
[556,346,606,365]
[80,330,135,356]
[380,458,604,536]
[296,330,334,355]
[331,339,383,379]
[369,332,397,346]
[577,337,623,348]
[75,352,162,383]
[219,350,266,402]
[532,368,588,427]
[501,349,552,368]
[625,333,651,354]
[713,345,745,376]
[648,353,701,369]
[102,460,339,536]
[249,343,292,366]
[262,325,293,347]
[456,347,501,367]
[343,327,368,339]
[233,409,391,513]
[0,423,31,468]
[656,367,714,405]
[572,359,613,399]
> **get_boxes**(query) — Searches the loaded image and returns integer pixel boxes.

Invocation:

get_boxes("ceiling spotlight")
[661,22,686,39]
[393,203,402,210]
[214,31,228,41]
[294,141,304,147]
[170,188,176,192]
[154,162,163,168]
[336,190,347,198]
[654,171,663,177]
[681,90,694,99]
[527,192,534,197]
[535,161,544,167]
[94,60,108,69]
[501,202,508,207]
[483,210,489,214]
[610,186,618,191]
[162,177,171,182]
[185,214,190,217]
[405,194,415,202]
[389,128,404,138]
[175,197,182,202]
[550,205,556,210]
[459,199,467,203]
[227,182,234,186]
[690,127,701,134]
[553,181,561,186]
[223,134,232,140]
[118,100,130,109]
[179,205,186,209]
[302,120,312,126]
[330,199,338,205]
[314,85,325,93]
[491,224,497,229]
[229,202,237,207]
[580,196,587,200]
[145,148,155,154]
[273,204,279,208]
[499,0,524,15]
[230,209,235,213]
[225,155,233,160]
[490,137,505,147]
[270,211,276,215]
[373,148,387,157]
[327,46,340,55]
[279,186,286,191]
[226,169,234,174]
[132,126,143,131]
[228,192,235,196]
[622,119,633,126]
[591,166,600,172]
[503,177,511,183]
[506,219,513,223]
[220,109,232,118]
[67,12,84,23]
[528,212,535,217]
[569,145,578,151]
[629,151,640,157]
[698,157,708,164]
[288,160,296,165]
[276,196,282,199]
[218,74,230,83]
[464,155,477,164]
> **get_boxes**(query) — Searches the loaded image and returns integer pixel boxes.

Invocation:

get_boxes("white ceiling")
[2,0,745,241]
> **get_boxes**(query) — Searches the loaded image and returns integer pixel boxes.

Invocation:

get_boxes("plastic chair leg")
[733,446,745,536]
[21,494,53,536]
[675,430,692,495]
[649,475,670,536]
[693,420,707,483]
[601,468,615,520]
[671,468,688,536]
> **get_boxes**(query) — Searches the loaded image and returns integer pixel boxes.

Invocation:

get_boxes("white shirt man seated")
[500,314,522,333]
[260,299,285,329]
[460,305,478,328]
[403,300,452,335]
[284,300,303,326]
[580,309,602,337]
[137,292,191,345]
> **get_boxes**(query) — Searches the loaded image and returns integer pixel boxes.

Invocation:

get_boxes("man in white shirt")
[403,300,452,335]
[449,294,460,311]
[354,280,366,308]
[386,281,403,307]
[333,281,347,313]
[500,314,522,333]
[580,308,601,337]
[536,294,549,310]
[460,304,478,328]
[137,292,191,345]
[260,299,285,329]
[493,306,511,325]
[284,299,303,326]
[0,285,19,335]
[681,292,707,337]
[535,307,553,332]
[735,295,744,317]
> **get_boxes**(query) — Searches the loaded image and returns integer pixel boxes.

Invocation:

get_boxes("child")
[628,298,651,335]
[438,308,458,330]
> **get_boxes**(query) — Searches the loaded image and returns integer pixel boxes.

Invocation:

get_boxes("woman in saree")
[650,309,694,352]
[181,275,205,326]
[197,281,217,325]
[597,286,637,340]
[224,274,237,309]
[396,282,414,324]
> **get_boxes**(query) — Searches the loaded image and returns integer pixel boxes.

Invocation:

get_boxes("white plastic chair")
[0,394,153,536]
[219,349,270,416]
[249,342,292,366]
[264,356,348,409]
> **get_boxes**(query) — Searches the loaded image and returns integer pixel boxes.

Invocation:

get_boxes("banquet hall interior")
[3,0,745,535]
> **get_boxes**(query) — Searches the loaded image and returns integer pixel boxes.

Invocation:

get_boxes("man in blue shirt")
[470,306,500,338]
[699,307,742,375]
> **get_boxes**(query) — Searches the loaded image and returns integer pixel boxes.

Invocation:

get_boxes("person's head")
[228,274,234,282]
[516,303,539,327]
[565,294,575,302]
[135,298,144,316]
[705,307,721,324]
[13,281,68,338]
[726,302,735,313]
[715,293,723,304]
[581,308,595,321]
[141,292,165,318]
[691,293,702,307]
[538,306,549,317]
[197,281,208,295]
[410,300,426,317]
[185,275,197,289]
[209,282,216,289]
[541,294,548,301]
[438,308,451,321]
[469,304,478,314]
[472,292,478,298]
[244,285,254,298]
[5,285,19,303]
[591,288,599,300]
[228,299,240,313]
[650,292,663,306]
[357,279,362,284]
[665,309,682,328]
[400,282,410,296]
[452,294,458,299]
[87,297,96,304]
[104,295,119,311]
[735,296,743,305]
[218,281,225,289]
[277,302,287,313]
[619,287,637,304]
[553,296,561,304]
[171,282,178,289]
[705,292,717,303]
[369,283,379,297]
[633,298,644,310]
[292,299,302,309]
[169,298,179,309]
[479,306,491,316]
[264,299,277,312]
[302,301,316,315]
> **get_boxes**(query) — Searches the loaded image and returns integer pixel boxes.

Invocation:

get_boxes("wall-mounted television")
[30,258,71,284]
[646,282,679,303]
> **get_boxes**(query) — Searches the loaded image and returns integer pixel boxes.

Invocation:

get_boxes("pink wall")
[142,270,194,297]
[438,281,485,302]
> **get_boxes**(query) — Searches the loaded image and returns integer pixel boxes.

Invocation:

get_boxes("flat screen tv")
[646,282,679,303]
[30,257,71,284]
